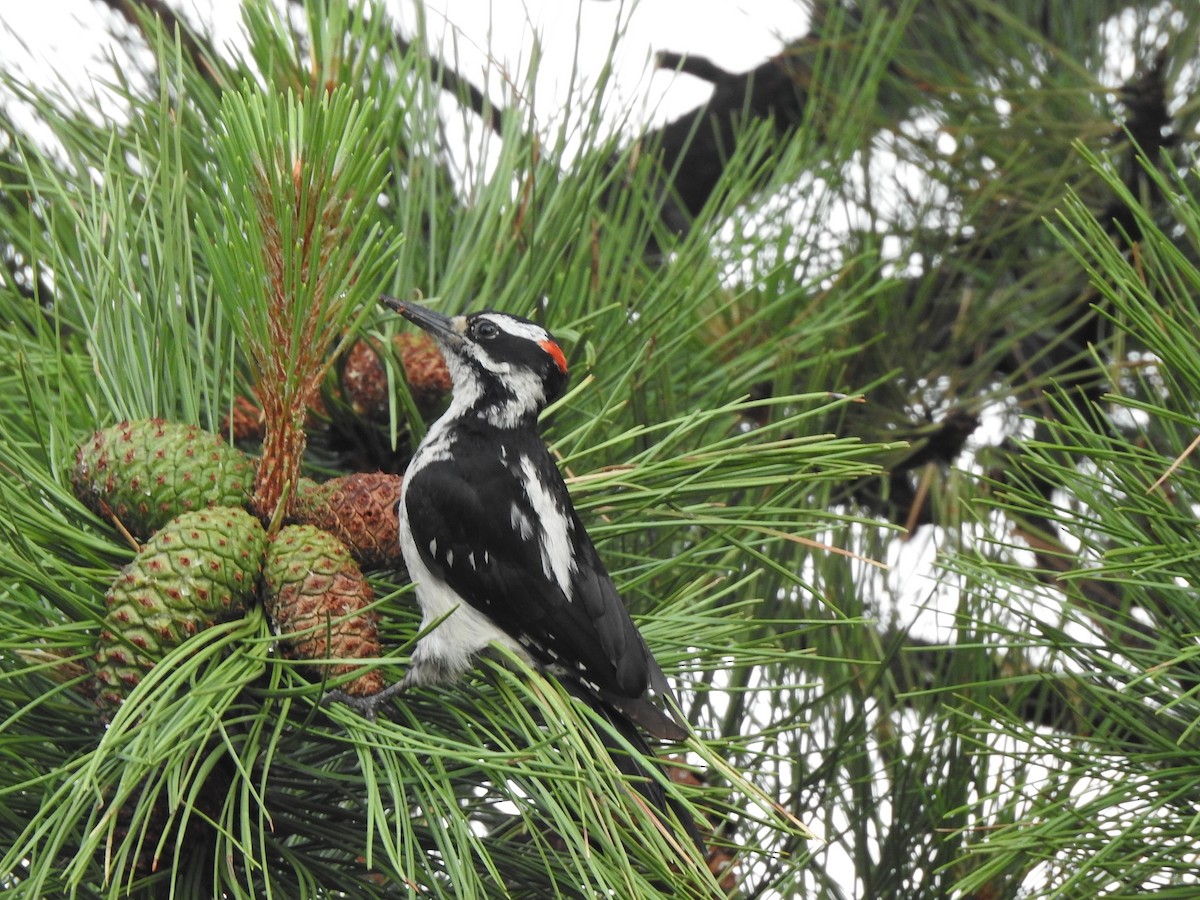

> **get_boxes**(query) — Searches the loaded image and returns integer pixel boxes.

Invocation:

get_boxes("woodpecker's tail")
[592,681,688,743]
[561,681,706,854]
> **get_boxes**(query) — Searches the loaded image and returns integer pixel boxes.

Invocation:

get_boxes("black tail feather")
[561,680,706,854]
[593,682,688,742]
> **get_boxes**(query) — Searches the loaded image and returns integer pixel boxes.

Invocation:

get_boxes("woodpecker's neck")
[442,348,548,431]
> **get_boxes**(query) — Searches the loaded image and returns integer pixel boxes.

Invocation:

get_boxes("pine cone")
[73,419,256,539]
[263,525,386,698]
[93,506,266,712]
[341,333,451,421]
[397,331,452,402]
[290,473,403,569]
[224,394,267,443]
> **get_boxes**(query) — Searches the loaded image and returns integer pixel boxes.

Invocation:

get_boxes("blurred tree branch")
[104,0,509,132]
[99,0,226,85]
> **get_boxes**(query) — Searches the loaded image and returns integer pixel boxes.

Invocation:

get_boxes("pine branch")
[5,1,1200,897]
[282,0,507,134]
[96,0,226,86]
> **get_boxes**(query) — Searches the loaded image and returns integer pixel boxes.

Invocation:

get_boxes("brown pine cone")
[262,525,387,699]
[341,333,450,421]
[289,472,403,570]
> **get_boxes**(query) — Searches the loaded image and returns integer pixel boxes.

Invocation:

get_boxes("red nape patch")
[540,339,568,375]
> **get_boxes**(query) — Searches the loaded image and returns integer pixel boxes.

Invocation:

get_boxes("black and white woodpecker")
[379,296,695,835]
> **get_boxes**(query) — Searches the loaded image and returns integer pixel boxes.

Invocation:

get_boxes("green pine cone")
[93,506,267,711]
[73,419,256,539]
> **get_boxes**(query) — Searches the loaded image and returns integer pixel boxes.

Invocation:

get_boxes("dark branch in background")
[98,0,225,86]
[642,5,1176,247]
[281,0,507,135]
[641,47,811,235]
[1104,48,1177,244]
[640,23,1200,738]
[407,34,506,136]
[654,51,734,85]
[848,409,981,529]
[104,0,508,133]
[640,25,1181,534]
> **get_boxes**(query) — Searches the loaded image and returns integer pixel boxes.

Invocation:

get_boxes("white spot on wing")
[511,504,534,541]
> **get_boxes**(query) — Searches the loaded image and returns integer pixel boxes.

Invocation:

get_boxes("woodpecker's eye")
[473,320,500,341]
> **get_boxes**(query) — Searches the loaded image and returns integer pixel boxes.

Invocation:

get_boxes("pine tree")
[1,1,1199,898]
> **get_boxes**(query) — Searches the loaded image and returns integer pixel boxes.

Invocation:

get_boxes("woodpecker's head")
[381,297,569,425]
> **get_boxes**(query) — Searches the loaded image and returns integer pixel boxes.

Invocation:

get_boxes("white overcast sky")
[2,0,811,131]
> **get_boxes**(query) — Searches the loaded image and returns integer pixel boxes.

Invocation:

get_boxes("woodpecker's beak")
[380,296,460,344]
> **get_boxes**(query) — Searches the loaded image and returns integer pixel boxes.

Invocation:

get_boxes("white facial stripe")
[481,368,547,429]
[431,313,562,427]
[520,456,575,599]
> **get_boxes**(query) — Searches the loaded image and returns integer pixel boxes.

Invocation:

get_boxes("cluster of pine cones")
[72,335,449,715]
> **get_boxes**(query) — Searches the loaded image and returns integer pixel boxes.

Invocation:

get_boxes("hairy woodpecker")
[380,296,694,827]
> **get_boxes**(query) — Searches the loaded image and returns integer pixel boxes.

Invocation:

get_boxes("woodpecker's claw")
[320,681,407,720]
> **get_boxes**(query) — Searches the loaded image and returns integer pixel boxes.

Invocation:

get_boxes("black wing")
[403,436,683,738]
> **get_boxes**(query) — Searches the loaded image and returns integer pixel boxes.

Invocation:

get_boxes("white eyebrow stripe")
[479,313,551,344]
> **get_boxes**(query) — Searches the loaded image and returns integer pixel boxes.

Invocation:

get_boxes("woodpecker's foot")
[320,681,407,720]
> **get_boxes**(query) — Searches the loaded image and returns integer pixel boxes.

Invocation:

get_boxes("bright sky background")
[1,0,811,130]
[403,0,811,125]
